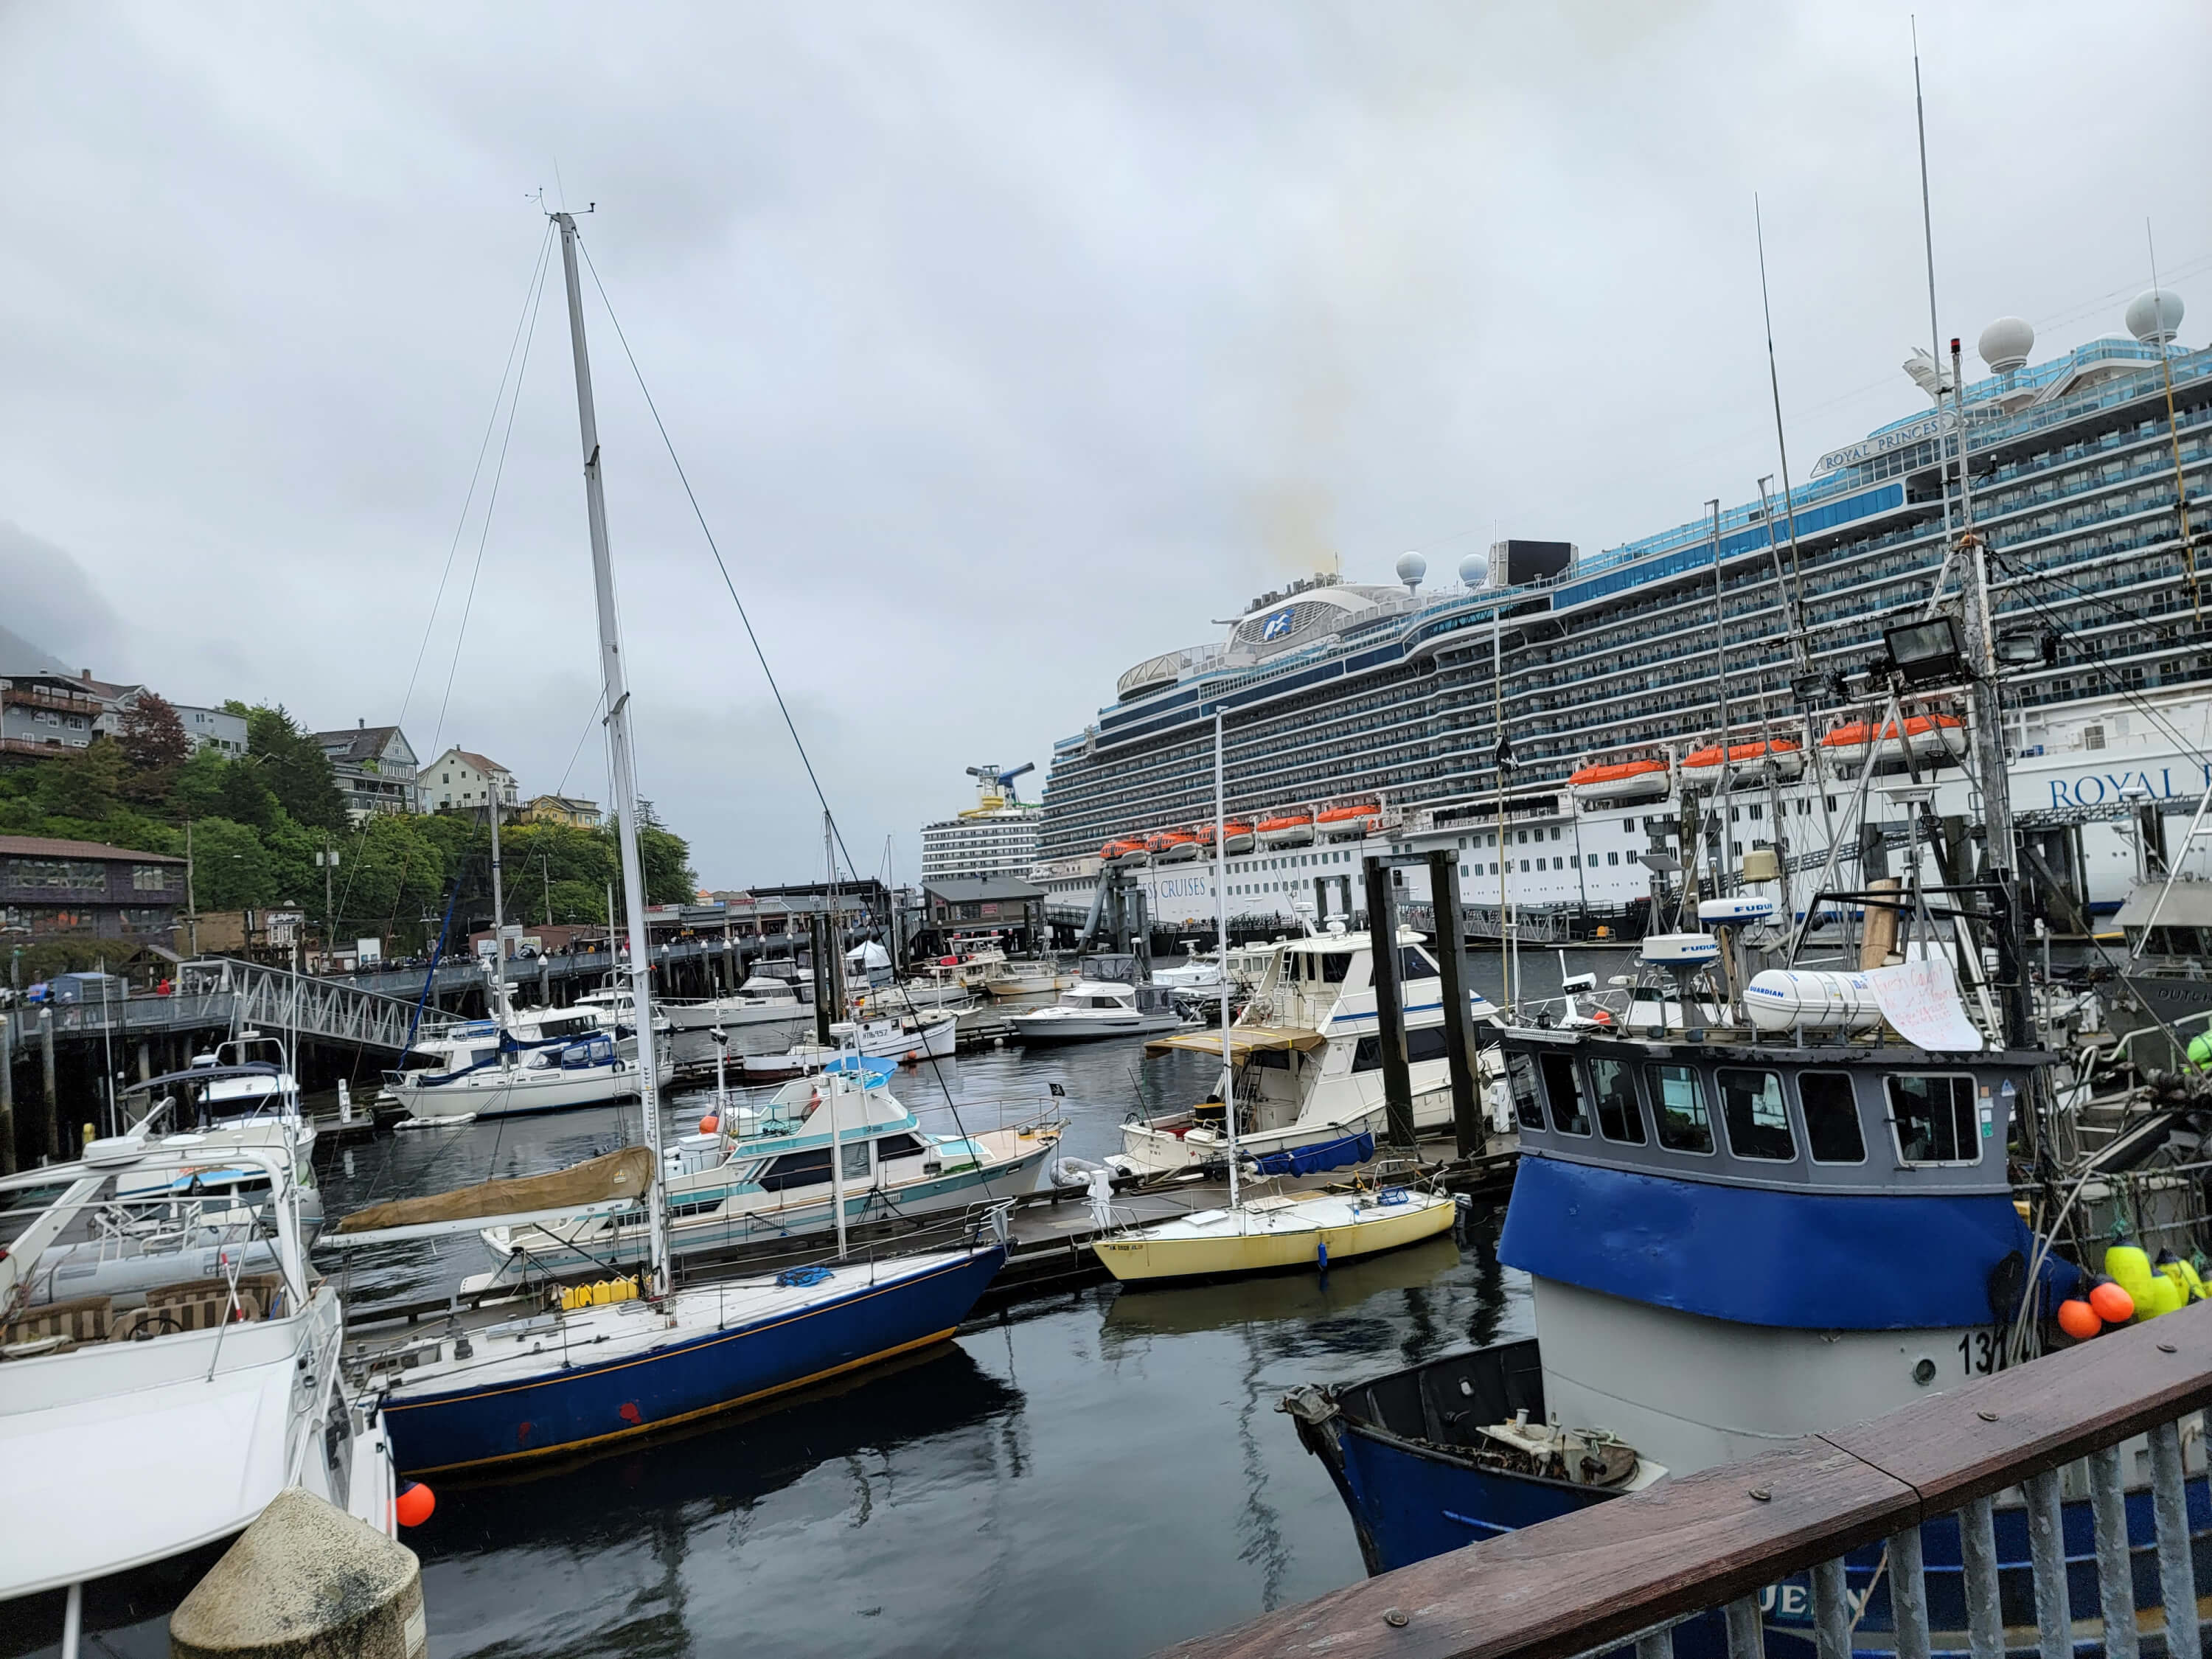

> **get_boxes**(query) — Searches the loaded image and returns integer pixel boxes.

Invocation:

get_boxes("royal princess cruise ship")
[1034,302,2212,930]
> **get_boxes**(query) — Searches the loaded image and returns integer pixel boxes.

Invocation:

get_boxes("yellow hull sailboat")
[1093,708,1459,1285]
[1093,1186,1457,1284]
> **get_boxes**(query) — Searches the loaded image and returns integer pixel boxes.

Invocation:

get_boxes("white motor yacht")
[385,1029,675,1120]
[1009,979,1184,1044]
[1111,924,1503,1178]
[659,973,811,1034]
[116,1034,322,1239]
[0,1140,397,1626]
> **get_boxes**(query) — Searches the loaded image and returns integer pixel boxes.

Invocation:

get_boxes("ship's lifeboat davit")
[1100,837,1150,868]
[1568,759,1671,806]
[1680,739,1804,789]
[1147,829,1202,863]
[1315,801,1380,841]
[1256,810,1315,849]
[1818,714,1966,769]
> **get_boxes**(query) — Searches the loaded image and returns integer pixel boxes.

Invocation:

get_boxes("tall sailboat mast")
[553,209,669,1293]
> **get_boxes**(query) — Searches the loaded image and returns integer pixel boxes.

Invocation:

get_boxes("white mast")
[553,210,669,1295]
[1213,709,1238,1211]
[487,793,509,1026]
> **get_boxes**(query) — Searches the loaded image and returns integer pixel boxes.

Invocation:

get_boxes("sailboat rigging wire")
[570,233,865,886]
[568,229,983,1151]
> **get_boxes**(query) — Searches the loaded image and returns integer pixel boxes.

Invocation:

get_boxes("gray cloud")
[1,1,2206,880]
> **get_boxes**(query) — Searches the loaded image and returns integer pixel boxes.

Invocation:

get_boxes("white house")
[424,747,520,815]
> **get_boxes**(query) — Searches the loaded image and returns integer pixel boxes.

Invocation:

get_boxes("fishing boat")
[1008,978,1183,1044]
[1,1140,399,1641]
[334,212,1011,1475]
[457,1054,1058,1282]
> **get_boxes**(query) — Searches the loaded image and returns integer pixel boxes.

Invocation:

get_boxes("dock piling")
[1425,849,1486,1159]
[168,1487,424,1659]
[1362,856,1416,1150]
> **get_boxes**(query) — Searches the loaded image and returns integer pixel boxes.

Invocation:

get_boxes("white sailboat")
[1093,711,1457,1284]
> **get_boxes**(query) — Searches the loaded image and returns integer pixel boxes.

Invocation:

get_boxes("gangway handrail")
[1159,1302,2212,1659]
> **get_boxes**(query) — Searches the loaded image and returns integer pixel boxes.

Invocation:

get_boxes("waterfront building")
[0,832,184,940]
[919,767,1043,883]
[519,792,602,828]
[314,723,421,819]
[422,746,520,815]
[1039,311,2212,923]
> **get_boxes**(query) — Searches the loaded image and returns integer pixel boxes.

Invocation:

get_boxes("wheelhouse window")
[1399,947,1436,981]
[871,1132,926,1161]
[1716,1069,1795,1161]
[1799,1072,1866,1164]
[1506,1052,1545,1132]
[842,1141,870,1180]
[1588,1055,1646,1144]
[1888,1074,1980,1165]
[1646,1063,1713,1154]
[757,1148,833,1192]
[1352,1027,1450,1072]
[1537,1052,1591,1135]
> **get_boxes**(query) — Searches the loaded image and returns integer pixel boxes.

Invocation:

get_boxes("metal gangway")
[172,958,433,1054]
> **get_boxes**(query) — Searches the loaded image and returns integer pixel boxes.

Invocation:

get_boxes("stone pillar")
[170,1487,425,1659]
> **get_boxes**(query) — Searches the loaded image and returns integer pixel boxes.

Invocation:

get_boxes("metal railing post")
[2150,1419,2202,1659]
[1810,1556,1852,1659]
[1888,1525,1932,1659]
[2089,1443,2142,1659]
[1725,1594,1764,1659]
[1960,1494,2005,1659]
[2025,1467,2071,1659]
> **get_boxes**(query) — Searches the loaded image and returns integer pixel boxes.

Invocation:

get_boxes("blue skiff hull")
[1296,1346,2212,1658]
[380,1246,1005,1475]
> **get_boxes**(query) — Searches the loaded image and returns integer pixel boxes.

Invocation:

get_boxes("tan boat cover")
[1143,1026,1327,1060]
[333,1145,655,1235]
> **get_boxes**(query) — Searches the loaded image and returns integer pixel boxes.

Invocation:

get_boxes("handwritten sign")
[1865,957,1984,1053]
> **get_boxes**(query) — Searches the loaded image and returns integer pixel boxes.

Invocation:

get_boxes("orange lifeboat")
[1568,759,1670,805]
[1100,837,1150,867]
[1680,739,1803,788]
[1147,828,1202,863]
[1256,810,1315,849]
[1819,714,1966,769]
[1315,802,1381,841]
[1194,820,1257,855]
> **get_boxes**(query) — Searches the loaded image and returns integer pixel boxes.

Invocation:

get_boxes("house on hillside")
[423,747,520,815]
[314,723,421,819]
[519,793,602,828]
[0,673,103,757]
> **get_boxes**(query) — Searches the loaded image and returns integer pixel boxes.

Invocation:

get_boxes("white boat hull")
[1010,1006,1180,1045]
[393,1054,675,1120]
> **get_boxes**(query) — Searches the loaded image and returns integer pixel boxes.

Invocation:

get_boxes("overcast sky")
[3,2,2207,888]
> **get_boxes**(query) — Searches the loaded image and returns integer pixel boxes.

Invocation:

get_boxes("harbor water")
[1,951,1598,1658]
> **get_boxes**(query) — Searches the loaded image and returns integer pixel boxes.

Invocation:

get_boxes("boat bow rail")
[1164,1302,2212,1659]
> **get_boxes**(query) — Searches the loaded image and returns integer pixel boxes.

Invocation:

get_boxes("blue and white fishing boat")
[335,209,1009,1478]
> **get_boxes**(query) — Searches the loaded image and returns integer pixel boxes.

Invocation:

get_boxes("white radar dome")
[1458,553,1486,588]
[1394,552,1427,590]
[2126,289,2185,347]
[1977,316,2034,376]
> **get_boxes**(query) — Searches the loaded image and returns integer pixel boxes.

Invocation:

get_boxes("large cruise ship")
[1036,302,2212,929]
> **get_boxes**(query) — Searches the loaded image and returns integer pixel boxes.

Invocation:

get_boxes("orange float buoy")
[2087,1279,2135,1325]
[698,1113,720,1135]
[394,1480,436,1528]
[2056,1298,2102,1340]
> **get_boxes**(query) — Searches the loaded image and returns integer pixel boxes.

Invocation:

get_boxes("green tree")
[243,706,346,831]
[638,823,696,904]
[34,740,128,821]
[187,817,275,910]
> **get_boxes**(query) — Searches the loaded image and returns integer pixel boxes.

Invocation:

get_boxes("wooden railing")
[1161,1304,2212,1659]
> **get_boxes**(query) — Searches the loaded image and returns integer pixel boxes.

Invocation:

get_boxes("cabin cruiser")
[659,973,811,1034]
[1111,923,1503,1178]
[384,1028,675,1120]
[116,1034,319,1226]
[0,1140,397,1616]
[468,1057,1061,1282]
[1009,979,1184,1045]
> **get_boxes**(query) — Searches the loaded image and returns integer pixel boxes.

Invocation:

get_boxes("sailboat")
[1091,709,1457,1285]
[335,211,1007,1475]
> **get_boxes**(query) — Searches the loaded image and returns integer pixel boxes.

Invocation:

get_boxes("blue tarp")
[1249,1130,1376,1178]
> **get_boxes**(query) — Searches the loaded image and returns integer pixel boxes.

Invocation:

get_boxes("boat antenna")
[1752,198,1812,658]
[2146,220,2205,625]
[552,209,669,1296]
[1708,497,1736,891]
[1212,707,1238,1211]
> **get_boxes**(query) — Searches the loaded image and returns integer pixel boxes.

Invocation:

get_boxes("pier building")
[0,833,184,941]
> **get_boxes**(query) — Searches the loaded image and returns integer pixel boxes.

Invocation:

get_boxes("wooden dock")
[340,1140,1520,1335]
